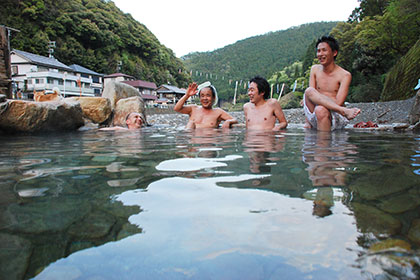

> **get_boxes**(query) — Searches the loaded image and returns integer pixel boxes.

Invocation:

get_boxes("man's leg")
[305,87,360,120]
[314,106,332,131]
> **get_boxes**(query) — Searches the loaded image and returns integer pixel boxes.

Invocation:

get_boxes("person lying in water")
[174,81,237,129]
[100,112,143,130]
[243,76,288,131]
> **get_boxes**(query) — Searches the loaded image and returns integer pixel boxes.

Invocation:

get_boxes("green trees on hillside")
[1,0,190,87]
[331,0,420,101]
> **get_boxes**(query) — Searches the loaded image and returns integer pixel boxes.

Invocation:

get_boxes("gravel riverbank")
[147,97,417,129]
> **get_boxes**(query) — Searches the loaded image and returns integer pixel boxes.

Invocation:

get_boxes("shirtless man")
[174,81,237,129]
[304,35,360,131]
[244,76,288,131]
[100,112,143,130]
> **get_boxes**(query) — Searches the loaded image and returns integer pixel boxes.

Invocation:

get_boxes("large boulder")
[66,97,111,124]
[113,96,147,127]
[409,90,420,125]
[102,81,141,110]
[0,99,84,133]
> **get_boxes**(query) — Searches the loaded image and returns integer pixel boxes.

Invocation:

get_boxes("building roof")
[123,80,157,90]
[69,64,103,76]
[12,49,73,72]
[104,73,135,79]
[157,84,186,94]
[141,94,157,100]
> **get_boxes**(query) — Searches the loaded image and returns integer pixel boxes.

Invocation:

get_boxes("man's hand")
[186,83,198,98]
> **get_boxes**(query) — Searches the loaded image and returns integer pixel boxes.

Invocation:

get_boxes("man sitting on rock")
[100,112,143,130]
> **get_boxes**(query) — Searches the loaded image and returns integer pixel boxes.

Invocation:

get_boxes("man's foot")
[343,107,361,120]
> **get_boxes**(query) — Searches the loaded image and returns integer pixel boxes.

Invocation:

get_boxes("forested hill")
[0,0,190,87]
[182,22,338,81]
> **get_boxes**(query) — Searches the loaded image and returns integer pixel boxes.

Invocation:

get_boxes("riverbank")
[147,97,417,130]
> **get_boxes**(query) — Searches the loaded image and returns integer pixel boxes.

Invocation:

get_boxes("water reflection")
[1,129,420,279]
[301,131,357,217]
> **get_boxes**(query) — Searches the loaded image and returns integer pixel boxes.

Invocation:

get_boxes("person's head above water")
[125,112,144,129]
[197,81,218,108]
[249,76,270,100]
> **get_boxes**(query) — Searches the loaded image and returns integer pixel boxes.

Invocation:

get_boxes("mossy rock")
[381,39,420,101]
[279,92,301,109]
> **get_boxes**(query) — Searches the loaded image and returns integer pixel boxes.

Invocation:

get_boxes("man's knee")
[315,106,331,121]
[304,87,316,98]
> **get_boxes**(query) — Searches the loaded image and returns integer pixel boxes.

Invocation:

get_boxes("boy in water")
[174,81,237,129]
[303,35,360,131]
[244,76,288,130]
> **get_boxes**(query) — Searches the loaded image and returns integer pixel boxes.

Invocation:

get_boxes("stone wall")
[0,26,12,98]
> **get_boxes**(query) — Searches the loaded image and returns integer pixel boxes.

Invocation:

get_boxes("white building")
[11,49,100,98]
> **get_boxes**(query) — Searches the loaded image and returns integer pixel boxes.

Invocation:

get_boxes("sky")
[113,0,360,58]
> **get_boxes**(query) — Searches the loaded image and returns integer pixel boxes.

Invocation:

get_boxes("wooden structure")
[0,25,12,98]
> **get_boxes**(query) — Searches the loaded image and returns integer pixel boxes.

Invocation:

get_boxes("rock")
[351,202,402,236]
[0,99,84,133]
[412,121,420,131]
[113,96,147,126]
[409,90,420,124]
[66,97,112,124]
[0,233,32,280]
[408,219,420,245]
[102,81,141,110]
[67,211,116,239]
[393,123,410,130]
[369,239,411,252]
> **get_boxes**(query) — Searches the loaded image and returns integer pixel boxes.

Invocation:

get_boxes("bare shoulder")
[267,98,280,107]
[311,64,323,73]
[243,102,252,110]
[337,65,351,77]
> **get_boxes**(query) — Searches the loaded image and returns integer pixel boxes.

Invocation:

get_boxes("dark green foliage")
[0,0,190,88]
[331,0,420,101]
[348,0,390,22]
[381,40,420,101]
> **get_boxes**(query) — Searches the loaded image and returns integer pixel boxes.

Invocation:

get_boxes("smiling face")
[316,42,337,65]
[248,82,264,104]
[126,113,143,129]
[199,87,214,109]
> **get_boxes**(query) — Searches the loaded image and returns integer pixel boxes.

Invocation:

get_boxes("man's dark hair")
[316,35,339,59]
[250,76,270,99]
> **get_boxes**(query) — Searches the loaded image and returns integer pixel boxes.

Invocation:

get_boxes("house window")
[92,76,100,83]
[47,78,53,84]
[58,80,63,85]
[27,79,32,84]
[11,66,18,75]
[35,78,43,84]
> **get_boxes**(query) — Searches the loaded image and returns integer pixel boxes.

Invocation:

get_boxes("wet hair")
[316,35,339,60]
[249,76,270,99]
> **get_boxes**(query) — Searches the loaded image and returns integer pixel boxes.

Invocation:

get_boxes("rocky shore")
[147,96,419,131]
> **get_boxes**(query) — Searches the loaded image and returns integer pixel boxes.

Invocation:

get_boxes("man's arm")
[335,70,352,106]
[271,100,287,130]
[219,109,238,128]
[174,83,198,114]
[309,65,318,88]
